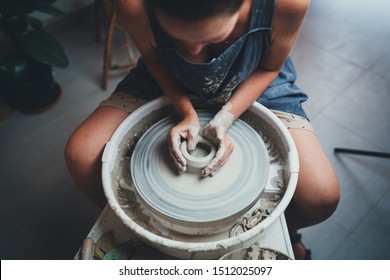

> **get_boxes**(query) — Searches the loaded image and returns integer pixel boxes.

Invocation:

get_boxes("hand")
[201,127,234,177]
[168,115,200,173]
[201,103,235,177]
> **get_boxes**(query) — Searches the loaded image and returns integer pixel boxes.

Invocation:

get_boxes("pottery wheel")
[131,111,270,230]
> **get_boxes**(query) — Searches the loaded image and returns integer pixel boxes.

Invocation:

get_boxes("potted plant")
[0,0,69,114]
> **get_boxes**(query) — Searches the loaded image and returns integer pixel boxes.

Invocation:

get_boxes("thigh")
[288,129,339,210]
[72,91,150,152]
[99,92,148,114]
[68,106,129,162]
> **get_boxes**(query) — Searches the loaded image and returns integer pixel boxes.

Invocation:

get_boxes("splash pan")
[102,97,299,259]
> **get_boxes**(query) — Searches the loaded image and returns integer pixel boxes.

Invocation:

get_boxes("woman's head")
[150,0,245,55]
[149,0,244,22]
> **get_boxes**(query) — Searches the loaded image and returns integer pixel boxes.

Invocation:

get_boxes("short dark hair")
[149,0,244,21]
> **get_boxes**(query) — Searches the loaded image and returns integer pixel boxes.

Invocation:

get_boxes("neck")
[237,0,253,33]
[219,0,252,46]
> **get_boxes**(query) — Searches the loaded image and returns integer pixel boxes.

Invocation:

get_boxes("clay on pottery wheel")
[180,137,216,170]
[131,111,270,234]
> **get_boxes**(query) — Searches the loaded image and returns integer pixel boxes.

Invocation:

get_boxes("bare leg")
[285,128,340,258]
[64,106,128,209]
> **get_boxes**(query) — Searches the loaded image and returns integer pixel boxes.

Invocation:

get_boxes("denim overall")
[115,0,309,119]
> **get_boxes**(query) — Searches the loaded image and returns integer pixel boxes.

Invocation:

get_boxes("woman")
[65,0,340,259]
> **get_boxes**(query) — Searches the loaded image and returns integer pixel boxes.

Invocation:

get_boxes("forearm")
[115,1,195,120]
[145,59,197,119]
[228,68,280,121]
[144,60,200,173]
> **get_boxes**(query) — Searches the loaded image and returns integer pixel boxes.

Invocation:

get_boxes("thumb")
[186,133,199,151]
[186,125,200,151]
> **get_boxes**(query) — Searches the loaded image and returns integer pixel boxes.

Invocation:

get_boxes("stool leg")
[334,148,390,158]
[102,0,117,90]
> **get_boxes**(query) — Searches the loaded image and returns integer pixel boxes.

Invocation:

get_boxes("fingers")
[202,136,234,177]
[168,131,187,173]
[168,121,200,173]
[201,124,218,144]
[187,126,199,151]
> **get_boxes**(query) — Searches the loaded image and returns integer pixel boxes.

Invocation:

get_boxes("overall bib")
[115,0,309,119]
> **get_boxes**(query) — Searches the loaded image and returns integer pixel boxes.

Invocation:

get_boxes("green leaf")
[0,55,17,82]
[26,15,43,29]
[0,0,19,19]
[35,5,64,17]
[0,53,27,92]
[21,29,69,68]
[33,0,57,4]
[3,16,28,39]
[13,0,57,15]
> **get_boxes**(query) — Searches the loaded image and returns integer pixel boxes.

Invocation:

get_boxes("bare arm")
[115,0,199,172]
[114,0,197,119]
[228,0,310,120]
[201,0,310,176]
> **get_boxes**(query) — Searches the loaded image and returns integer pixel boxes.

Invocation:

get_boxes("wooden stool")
[96,0,137,90]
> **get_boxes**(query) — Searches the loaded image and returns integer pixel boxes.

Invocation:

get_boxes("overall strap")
[250,0,275,29]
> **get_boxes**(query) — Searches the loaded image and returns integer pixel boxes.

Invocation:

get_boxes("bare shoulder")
[113,0,158,59]
[260,0,310,70]
[271,0,310,38]
[274,0,310,20]
[115,0,148,34]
